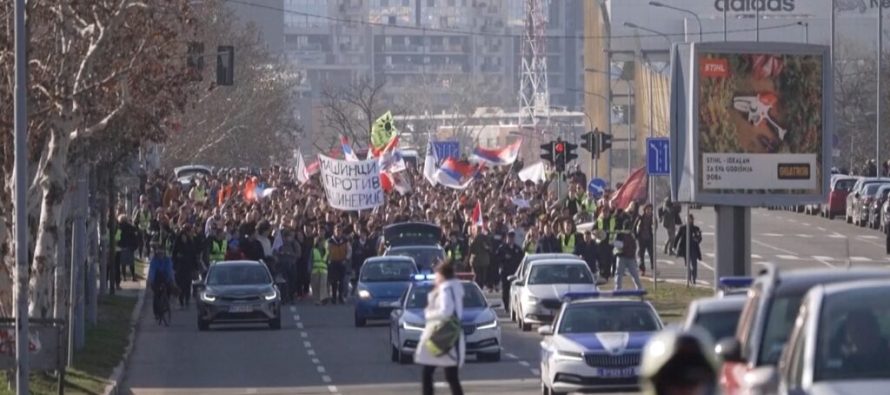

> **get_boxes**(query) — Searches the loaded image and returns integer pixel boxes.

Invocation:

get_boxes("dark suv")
[716,265,890,394]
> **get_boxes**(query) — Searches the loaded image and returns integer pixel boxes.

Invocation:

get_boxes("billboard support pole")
[877,4,882,174]
[714,205,751,288]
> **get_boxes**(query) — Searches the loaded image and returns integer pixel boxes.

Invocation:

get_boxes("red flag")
[243,177,257,202]
[472,200,484,228]
[609,167,648,211]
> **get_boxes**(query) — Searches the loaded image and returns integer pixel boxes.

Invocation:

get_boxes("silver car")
[682,294,746,344]
[761,280,890,394]
[196,260,282,331]
[507,253,583,323]
[513,259,598,332]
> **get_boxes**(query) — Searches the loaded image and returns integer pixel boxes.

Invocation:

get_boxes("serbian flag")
[295,149,318,184]
[610,167,649,211]
[470,139,522,166]
[340,136,359,162]
[472,200,484,228]
[436,158,478,190]
[380,171,412,195]
[377,136,406,173]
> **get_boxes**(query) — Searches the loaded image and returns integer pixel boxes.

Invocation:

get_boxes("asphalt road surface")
[122,208,890,395]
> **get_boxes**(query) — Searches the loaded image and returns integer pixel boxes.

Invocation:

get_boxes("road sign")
[432,141,460,165]
[647,138,670,176]
[588,178,608,198]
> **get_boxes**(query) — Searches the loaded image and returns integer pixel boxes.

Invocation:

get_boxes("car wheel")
[269,314,282,330]
[354,314,366,327]
[198,317,210,331]
[541,381,565,395]
[519,315,531,332]
[479,351,501,362]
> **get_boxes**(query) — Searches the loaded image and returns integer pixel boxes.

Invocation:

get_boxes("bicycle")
[155,281,172,326]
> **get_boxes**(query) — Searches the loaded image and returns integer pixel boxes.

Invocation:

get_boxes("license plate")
[597,367,636,378]
[228,305,253,313]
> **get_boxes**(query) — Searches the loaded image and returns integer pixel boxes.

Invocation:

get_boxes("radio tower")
[518,0,550,134]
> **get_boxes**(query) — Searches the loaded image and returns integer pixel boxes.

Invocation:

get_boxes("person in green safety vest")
[594,205,619,279]
[189,178,208,204]
[310,236,329,305]
[206,226,228,264]
[557,220,582,256]
[443,231,468,271]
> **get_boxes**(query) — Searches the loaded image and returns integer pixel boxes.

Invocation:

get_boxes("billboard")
[672,42,831,206]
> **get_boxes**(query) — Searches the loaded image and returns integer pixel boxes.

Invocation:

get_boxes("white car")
[508,253,583,323]
[388,276,501,364]
[514,259,597,332]
[683,294,746,344]
[764,280,890,394]
[539,291,663,395]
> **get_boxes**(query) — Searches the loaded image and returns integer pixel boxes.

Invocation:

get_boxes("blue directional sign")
[432,141,460,165]
[647,138,670,176]
[588,178,608,198]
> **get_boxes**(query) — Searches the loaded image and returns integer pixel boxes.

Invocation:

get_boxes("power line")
[224,0,801,41]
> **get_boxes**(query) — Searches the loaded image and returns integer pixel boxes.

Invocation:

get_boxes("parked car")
[882,199,890,233]
[867,184,890,229]
[852,183,887,227]
[715,265,890,395]
[769,280,890,394]
[173,164,212,186]
[845,177,890,224]
[821,175,857,219]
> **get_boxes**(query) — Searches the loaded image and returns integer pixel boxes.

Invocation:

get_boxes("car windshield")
[757,294,804,365]
[864,183,883,195]
[404,283,486,310]
[814,287,890,381]
[559,304,661,333]
[360,260,416,282]
[527,264,593,285]
[206,264,271,286]
[834,179,856,191]
[387,248,443,271]
[694,310,743,343]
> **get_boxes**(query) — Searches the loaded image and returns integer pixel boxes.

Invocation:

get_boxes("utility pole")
[877,4,883,174]
[14,0,30,392]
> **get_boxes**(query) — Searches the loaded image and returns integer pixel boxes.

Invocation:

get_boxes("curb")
[102,265,149,395]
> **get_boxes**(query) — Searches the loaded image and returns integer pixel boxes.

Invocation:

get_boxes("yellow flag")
[371,111,396,150]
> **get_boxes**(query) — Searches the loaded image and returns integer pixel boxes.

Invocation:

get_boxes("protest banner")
[319,155,384,211]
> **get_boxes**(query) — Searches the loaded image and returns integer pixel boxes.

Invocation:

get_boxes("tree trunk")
[29,131,69,319]
[0,179,15,315]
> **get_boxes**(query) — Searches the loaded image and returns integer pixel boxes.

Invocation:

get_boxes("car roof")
[387,245,444,251]
[212,260,264,266]
[364,256,415,264]
[527,258,588,267]
[566,298,655,308]
[525,253,578,261]
[689,295,747,313]
[758,267,890,296]
[818,278,890,297]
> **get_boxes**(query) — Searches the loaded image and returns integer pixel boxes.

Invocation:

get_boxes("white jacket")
[414,280,465,367]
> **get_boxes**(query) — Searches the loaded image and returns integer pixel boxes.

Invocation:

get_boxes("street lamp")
[585,67,635,174]
[797,21,809,43]
[624,22,672,47]
[649,1,703,42]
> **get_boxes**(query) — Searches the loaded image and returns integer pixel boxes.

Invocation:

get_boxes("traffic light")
[217,45,234,86]
[540,141,555,164]
[554,139,567,173]
[581,131,598,158]
[565,141,578,165]
[597,132,613,153]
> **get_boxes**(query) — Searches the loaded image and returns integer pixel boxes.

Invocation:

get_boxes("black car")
[196,260,282,331]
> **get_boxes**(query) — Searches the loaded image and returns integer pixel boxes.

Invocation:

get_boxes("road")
[121,208,890,395]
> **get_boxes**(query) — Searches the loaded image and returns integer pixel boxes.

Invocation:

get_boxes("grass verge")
[0,293,139,395]
[601,277,714,323]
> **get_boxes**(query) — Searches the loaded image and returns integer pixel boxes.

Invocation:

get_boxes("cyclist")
[148,242,175,322]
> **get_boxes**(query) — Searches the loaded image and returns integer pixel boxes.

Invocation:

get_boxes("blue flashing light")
[413,273,436,281]
[562,290,647,302]
[718,276,753,289]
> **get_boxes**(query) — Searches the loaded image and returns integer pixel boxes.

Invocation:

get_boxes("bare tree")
[318,75,389,152]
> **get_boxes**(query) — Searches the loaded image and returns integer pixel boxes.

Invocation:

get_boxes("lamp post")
[878,5,883,175]
[649,1,703,42]
[13,0,30,393]
[624,22,672,47]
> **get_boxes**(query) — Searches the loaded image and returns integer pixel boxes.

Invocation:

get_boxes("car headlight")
[264,290,278,301]
[200,293,217,303]
[358,289,372,300]
[477,320,498,330]
[555,350,584,361]
[524,294,539,304]
[402,321,424,331]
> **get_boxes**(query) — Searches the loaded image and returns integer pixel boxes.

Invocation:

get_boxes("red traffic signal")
[555,142,565,153]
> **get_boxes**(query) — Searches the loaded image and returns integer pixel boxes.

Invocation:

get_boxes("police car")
[388,274,502,364]
[538,291,663,395]
[354,256,419,327]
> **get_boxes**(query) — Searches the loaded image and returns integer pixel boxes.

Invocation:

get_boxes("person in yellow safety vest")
[189,178,207,204]
[207,226,228,264]
[523,227,538,254]
[443,231,467,271]
[557,221,582,255]
[596,206,619,244]
[310,237,329,306]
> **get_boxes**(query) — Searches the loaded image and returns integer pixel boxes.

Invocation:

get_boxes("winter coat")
[414,280,465,367]
[674,224,702,261]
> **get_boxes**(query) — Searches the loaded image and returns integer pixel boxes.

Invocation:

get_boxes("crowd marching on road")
[132,163,706,310]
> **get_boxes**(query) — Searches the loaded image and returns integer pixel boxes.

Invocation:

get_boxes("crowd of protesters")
[121,160,703,306]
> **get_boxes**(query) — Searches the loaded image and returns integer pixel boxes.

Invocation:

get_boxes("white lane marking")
[705,252,715,258]
[850,256,873,262]
[505,353,518,360]
[762,233,784,237]
[303,341,312,348]
[707,225,715,229]
[754,261,773,267]
[322,375,332,383]
[317,366,326,373]
[246,389,258,394]
[859,235,880,239]
[812,256,835,261]
[817,227,826,231]
[657,259,675,266]
[699,260,716,271]
[518,361,530,367]
[703,232,715,236]
[796,234,813,238]
[297,322,304,329]
[312,358,321,364]
[300,332,308,338]
[327,385,338,393]
[753,239,798,255]
[307,349,316,356]
[751,254,763,259]
[531,368,541,376]
[776,255,800,260]
[290,306,297,312]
